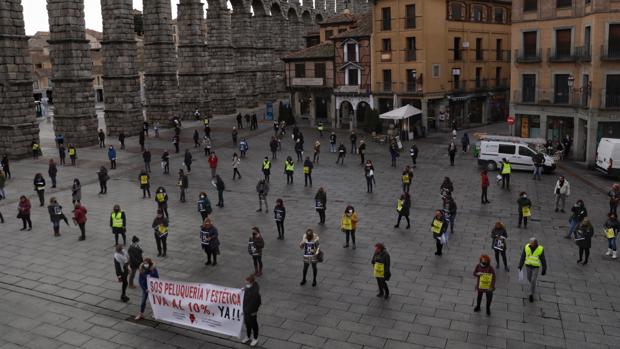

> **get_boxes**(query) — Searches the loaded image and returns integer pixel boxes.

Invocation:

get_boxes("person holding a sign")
[336,143,346,165]
[604,213,620,259]
[313,140,320,163]
[48,197,69,237]
[410,143,418,167]
[201,218,220,266]
[262,157,271,183]
[161,150,170,174]
[135,258,159,321]
[394,193,411,229]
[431,210,448,256]
[314,188,327,225]
[401,166,413,193]
[566,199,587,239]
[197,192,212,221]
[518,237,547,302]
[364,160,375,193]
[491,222,508,271]
[138,170,150,198]
[274,199,286,239]
[241,274,261,346]
[303,157,313,187]
[329,132,337,153]
[33,173,46,206]
[372,243,391,299]
[152,210,169,257]
[154,187,169,219]
[341,206,358,249]
[300,229,320,286]
[256,179,269,212]
[178,169,188,203]
[517,192,532,229]
[473,255,495,315]
[554,176,571,213]
[575,218,594,265]
[248,227,265,276]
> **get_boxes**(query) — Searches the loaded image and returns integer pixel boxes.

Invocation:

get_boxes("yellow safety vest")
[397,199,404,212]
[285,162,294,172]
[156,193,165,203]
[478,273,493,290]
[524,244,543,267]
[431,218,443,234]
[69,148,76,156]
[341,215,353,230]
[140,175,149,185]
[32,143,39,150]
[304,166,310,174]
[111,212,124,228]
[373,262,385,278]
[203,119,209,125]
[263,160,271,170]
[402,174,410,184]
[501,163,512,174]
[522,206,531,217]
[157,224,168,236]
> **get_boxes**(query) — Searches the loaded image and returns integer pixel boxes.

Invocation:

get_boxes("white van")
[478,140,556,173]
[595,138,620,177]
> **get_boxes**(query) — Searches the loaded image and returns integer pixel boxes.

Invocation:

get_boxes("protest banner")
[147,277,244,337]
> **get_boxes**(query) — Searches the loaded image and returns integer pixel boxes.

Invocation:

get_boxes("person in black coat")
[33,173,46,206]
[97,166,109,194]
[575,218,594,265]
[394,193,411,229]
[128,236,143,288]
[491,221,509,271]
[241,275,261,346]
[372,243,391,299]
[48,159,58,188]
[113,245,130,302]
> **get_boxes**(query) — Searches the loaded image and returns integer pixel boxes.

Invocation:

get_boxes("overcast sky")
[22,0,181,35]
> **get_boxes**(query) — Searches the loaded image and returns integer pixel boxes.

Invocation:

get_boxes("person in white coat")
[554,176,570,212]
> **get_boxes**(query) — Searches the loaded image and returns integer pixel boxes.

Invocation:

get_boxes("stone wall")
[143,0,179,125]
[177,0,209,119]
[231,0,258,109]
[206,0,236,115]
[47,0,98,147]
[101,0,143,136]
[0,0,39,158]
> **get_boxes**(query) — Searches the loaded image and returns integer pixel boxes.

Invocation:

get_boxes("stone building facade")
[0,0,39,158]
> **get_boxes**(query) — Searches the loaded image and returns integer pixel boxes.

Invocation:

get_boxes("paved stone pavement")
[1,114,620,349]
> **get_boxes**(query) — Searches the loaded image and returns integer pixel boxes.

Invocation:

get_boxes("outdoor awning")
[379,104,422,120]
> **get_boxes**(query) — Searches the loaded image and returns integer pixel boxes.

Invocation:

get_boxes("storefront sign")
[148,277,244,337]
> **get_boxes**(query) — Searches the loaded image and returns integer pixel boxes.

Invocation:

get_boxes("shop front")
[546,116,574,143]
[516,114,541,138]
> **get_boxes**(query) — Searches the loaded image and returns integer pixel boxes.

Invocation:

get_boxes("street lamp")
[567,75,575,88]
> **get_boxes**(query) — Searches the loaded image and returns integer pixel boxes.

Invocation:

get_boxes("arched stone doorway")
[339,100,354,129]
[356,101,370,129]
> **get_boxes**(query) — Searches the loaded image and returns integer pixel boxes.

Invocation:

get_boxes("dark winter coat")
[372,250,391,280]
[243,282,261,316]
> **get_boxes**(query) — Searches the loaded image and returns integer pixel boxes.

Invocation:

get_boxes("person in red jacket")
[208,152,218,178]
[480,170,490,204]
[72,202,88,241]
[18,196,32,231]
[473,254,495,315]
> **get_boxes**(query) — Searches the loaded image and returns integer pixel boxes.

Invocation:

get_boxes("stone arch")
[356,100,370,126]
[286,6,299,21]
[301,10,312,24]
[315,13,324,22]
[270,2,285,19]
[339,100,354,129]
[251,0,269,15]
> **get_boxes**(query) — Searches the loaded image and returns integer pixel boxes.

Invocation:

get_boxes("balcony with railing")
[449,48,463,62]
[513,88,588,107]
[575,46,591,62]
[514,48,542,63]
[601,45,620,61]
[602,89,620,108]
[494,49,511,62]
[404,49,416,62]
[375,81,396,93]
[547,47,578,63]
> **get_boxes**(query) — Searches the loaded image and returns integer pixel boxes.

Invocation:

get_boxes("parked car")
[595,138,620,177]
[478,139,555,173]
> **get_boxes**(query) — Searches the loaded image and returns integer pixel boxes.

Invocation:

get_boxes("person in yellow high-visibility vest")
[262,157,271,183]
[138,170,150,198]
[473,255,495,315]
[68,144,77,166]
[154,187,169,219]
[394,193,411,229]
[31,141,40,159]
[372,243,391,299]
[110,204,127,245]
[284,156,295,184]
[517,191,532,228]
[303,157,313,187]
[518,237,547,303]
[500,158,512,190]
[401,166,413,193]
[431,210,448,256]
[340,206,358,249]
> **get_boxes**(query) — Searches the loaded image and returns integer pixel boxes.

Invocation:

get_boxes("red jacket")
[481,173,489,188]
[208,156,218,169]
[72,206,88,224]
[18,199,31,215]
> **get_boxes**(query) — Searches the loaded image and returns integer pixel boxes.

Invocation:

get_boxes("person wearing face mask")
[135,258,159,320]
[197,192,212,221]
[518,237,547,303]
[491,221,509,271]
[128,236,143,288]
[372,243,391,299]
[341,206,358,249]
[566,199,587,239]
[108,145,117,169]
[517,192,532,229]
[33,173,46,206]
[394,193,411,229]
[152,209,169,257]
[248,227,265,276]
[300,229,320,286]
[139,170,151,198]
[113,244,130,303]
[364,160,375,193]
[200,218,220,266]
[154,187,169,219]
[48,197,69,237]
[110,204,127,245]
[274,199,286,239]
[71,202,87,241]
[473,255,495,315]
[575,218,594,265]
[315,188,327,225]
[554,176,570,213]
[431,210,448,256]
[604,213,620,259]
[241,275,261,347]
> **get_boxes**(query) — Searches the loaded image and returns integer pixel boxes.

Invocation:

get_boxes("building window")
[382,38,391,52]
[555,28,572,57]
[523,0,537,12]
[338,28,347,33]
[295,63,305,78]
[347,68,359,85]
[450,3,463,20]
[383,69,392,91]
[325,30,333,39]
[606,75,620,108]
[406,69,416,92]
[496,39,503,60]
[381,7,391,30]
[495,67,501,86]
[476,38,483,60]
[453,37,462,60]
[405,37,416,61]
[523,31,538,58]
[472,5,483,22]
[556,0,571,8]
[582,74,589,106]
[432,64,440,78]
[584,26,591,56]
[452,68,461,89]
[314,63,326,79]
[346,43,357,62]
[608,24,620,58]
[405,4,416,28]
[475,67,482,87]
[554,74,570,103]
[522,74,536,102]
[494,7,504,23]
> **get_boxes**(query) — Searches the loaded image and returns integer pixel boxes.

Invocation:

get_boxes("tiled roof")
[331,13,371,39]
[321,12,358,25]
[283,42,334,61]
